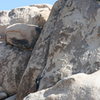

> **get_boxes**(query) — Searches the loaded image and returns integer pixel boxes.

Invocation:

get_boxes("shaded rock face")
[0,43,31,95]
[17,0,100,99]
[24,70,100,100]
[6,23,41,49]
[0,4,52,34]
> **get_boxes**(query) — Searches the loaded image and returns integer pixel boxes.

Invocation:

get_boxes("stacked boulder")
[0,4,52,34]
[0,4,52,46]
[24,70,100,100]
[0,4,52,100]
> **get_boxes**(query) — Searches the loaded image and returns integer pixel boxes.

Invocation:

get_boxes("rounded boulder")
[5,23,41,49]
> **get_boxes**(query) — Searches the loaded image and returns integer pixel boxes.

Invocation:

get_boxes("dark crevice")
[35,35,51,91]
[35,75,42,90]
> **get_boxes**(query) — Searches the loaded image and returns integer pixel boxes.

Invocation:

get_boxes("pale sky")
[0,0,57,10]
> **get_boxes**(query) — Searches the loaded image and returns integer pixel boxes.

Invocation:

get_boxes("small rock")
[24,70,100,100]
[6,23,41,49]
[0,4,52,34]
[17,0,100,99]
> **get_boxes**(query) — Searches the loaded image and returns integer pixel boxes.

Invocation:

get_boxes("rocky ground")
[0,0,100,100]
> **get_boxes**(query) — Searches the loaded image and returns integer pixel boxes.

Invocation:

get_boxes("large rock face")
[0,4,52,34]
[6,23,41,49]
[38,0,100,90]
[24,70,100,100]
[17,0,100,99]
[0,43,31,95]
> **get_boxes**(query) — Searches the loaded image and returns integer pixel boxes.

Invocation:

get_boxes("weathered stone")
[24,70,100,100]
[0,4,52,34]
[0,43,31,95]
[0,92,7,99]
[17,0,100,99]
[9,4,52,27]
[0,11,9,34]
[38,0,100,90]
[5,23,41,49]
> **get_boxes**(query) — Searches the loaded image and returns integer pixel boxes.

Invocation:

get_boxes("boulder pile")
[0,4,52,100]
[0,0,100,100]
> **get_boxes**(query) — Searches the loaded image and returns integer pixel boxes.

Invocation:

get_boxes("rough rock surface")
[0,11,9,35]
[0,4,52,34]
[0,43,31,95]
[24,70,100,100]
[17,0,100,99]
[6,23,41,49]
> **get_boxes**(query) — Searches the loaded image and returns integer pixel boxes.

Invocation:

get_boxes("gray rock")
[17,0,100,100]
[0,43,31,95]
[8,4,52,28]
[24,70,100,100]
[0,4,52,34]
[38,0,100,90]
[0,92,7,99]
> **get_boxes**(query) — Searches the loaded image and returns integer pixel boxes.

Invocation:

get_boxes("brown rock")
[5,23,41,49]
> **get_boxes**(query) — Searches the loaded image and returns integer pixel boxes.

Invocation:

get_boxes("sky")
[0,0,57,10]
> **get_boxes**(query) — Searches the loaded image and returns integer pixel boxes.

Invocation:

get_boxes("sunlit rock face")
[24,70,100,100]
[8,4,52,28]
[17,0,100,100]
[38,0,100,90]
[0,4,52,35]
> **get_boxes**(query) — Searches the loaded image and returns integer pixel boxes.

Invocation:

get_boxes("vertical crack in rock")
[35,35,51,90]
[16,33,51,100]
